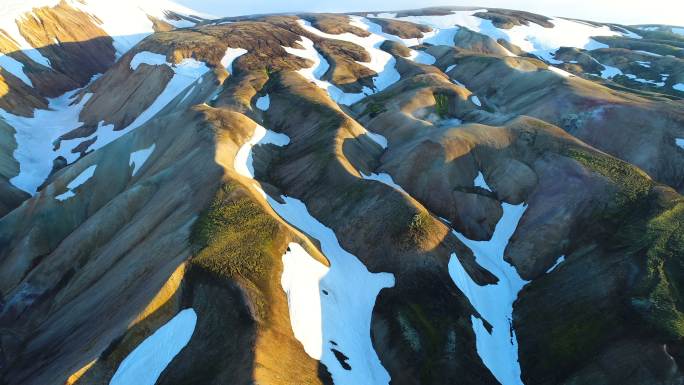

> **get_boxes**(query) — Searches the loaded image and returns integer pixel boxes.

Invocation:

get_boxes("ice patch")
[109,308,197,385]
[55,164,97,201]
[448,203,528,385]
[256,94,270,111]
[221,47,248,74]
[234,123,290,178]
[129,144,155,176]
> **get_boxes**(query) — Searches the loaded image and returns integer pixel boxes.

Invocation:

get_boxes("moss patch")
[406,212,437,248]
[434,93,449,118]
[190,182,283,320]
[566,147,651,218]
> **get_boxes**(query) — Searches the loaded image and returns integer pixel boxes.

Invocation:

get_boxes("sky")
[176,0,684,26]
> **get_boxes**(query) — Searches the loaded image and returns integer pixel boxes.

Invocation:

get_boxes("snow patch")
[387,11,621,62]
[474,171,491,191]
[234,100,394,385]
[548,65,573,78]
[360,172,406,194]
[81,58,210,153]
[675,138,684,149]
[234,123,290,178]
[256,94,270,111]
[297,17,401,93]
[129,144,156,176]
[270,194,395,385]
[673,83,684,92]
[284,36,369,105]
[55,164,97,201]
[130,52,168,70]
[408,49,436,65]
[600,63,623,79]
[546,255,566,273]
[221,47,248,74]
[4,91,92,193]
[0,54,33,86]
[364,129,388,149]
[71,0,206,57]
[109,308,197,385]
[471,95,482,107]
[448,203,528,385]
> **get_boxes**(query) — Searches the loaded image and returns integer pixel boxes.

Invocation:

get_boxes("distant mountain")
[0,2,683,385]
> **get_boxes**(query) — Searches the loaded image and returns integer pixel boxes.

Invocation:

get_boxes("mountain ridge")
[0,2,683,385]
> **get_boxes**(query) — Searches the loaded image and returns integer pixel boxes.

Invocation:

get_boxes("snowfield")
[110,308,197,385]
[269,194,395,385]
[448,202,528,385]
[4,91,93,193]
[284,35,369,105]
[379,10,622,62]
[234,116,395,385]
[5,51,208,194]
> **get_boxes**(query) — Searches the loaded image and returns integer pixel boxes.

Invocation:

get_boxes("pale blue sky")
[177,0,683,26]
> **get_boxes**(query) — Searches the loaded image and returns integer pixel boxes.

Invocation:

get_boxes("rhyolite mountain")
[0,1,684,385]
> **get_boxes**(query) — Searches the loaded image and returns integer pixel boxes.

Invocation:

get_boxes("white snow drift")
[233,123,290,179]
[448,201,528,385]
[129,144,156,176]
[270,195,395,385]
[234,116,395,385]
[109,308,197,385]
[55,164,97,201]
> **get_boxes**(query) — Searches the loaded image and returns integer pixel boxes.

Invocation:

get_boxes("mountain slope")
[0,4,683,385]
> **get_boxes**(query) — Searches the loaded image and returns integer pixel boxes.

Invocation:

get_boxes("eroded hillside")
[1,2,684,385]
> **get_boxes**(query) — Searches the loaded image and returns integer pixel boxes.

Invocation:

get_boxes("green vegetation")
[545,305,614,370]
[406,212,436,247]
[398,302,446,384]
[566,147,651,215]
[627,200,684,339]
[363,101,386,118]
[190,182,282,319]
[434,93,449,118]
